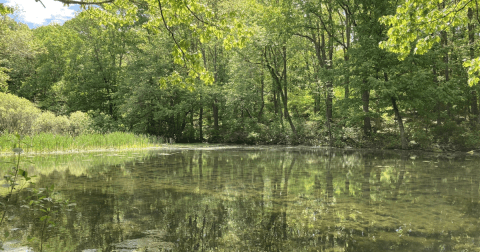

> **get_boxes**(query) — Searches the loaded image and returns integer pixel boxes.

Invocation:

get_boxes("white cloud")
[4,0,77,26]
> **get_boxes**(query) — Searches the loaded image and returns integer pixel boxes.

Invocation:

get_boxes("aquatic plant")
[0,132,164,154]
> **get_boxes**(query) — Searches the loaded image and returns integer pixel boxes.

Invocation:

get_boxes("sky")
[0,0,81,28]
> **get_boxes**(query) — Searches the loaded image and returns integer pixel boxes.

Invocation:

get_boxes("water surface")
[1,147,480,251]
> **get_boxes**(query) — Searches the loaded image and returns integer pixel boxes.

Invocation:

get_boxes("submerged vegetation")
[1,0,480,151]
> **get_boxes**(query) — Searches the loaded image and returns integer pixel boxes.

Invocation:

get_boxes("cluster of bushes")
[0,93,164,153]
[0,92,91,136]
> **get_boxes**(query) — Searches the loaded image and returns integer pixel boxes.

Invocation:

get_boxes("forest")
[1,0,480,151]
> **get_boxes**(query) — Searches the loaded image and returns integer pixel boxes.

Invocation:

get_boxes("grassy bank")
[0,132,164,154]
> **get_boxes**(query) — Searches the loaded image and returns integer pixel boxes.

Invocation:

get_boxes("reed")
[0,132,164,154]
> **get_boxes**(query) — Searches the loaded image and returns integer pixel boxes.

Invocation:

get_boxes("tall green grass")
[0,132,165,153]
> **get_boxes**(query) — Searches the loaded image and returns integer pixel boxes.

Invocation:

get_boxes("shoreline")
[0,143,477,157]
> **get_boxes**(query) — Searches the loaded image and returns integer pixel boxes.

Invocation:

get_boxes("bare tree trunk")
[257,62,265,121]
[344,11,351,99]
[273,89,278,114]
[441,2,451,119]
[325,13,334,146]
[385,72,407,149]
[265,46,296,136]
[392,97,407,149]
[281,46,297,136]
[468,7,479,124]
[362,88,371,135]
[212,100,219,131]
[199,98,203,142]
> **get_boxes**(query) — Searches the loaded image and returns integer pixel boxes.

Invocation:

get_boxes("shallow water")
[1,147,480,251]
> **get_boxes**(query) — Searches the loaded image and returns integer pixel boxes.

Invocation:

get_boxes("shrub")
[33,111,72,135]
[0,92,41,135]
[69,111,91,135]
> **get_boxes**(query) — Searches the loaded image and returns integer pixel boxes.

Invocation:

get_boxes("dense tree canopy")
[1,0,480,150]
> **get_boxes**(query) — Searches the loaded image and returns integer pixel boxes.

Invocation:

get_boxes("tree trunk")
[199,100,203,142]
[362,89,371,135]
[273,89,278,114]
[440,3,451,119]
[433,63,442,125]
[392,97,407,149]
[212,99,219,131]
[468,7,479,124]
[281,46,297,136]
[325,13,334,146]
[264,46,296,136]
[257,63,265,121]
[344,11,351,99]
[385,72,407,149]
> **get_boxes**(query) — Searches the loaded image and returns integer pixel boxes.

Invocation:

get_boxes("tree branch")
[293,33,316,44]
[184,3,213,26]
[310,10,347,49]
[53,0,114,5]
[157,0,187,67]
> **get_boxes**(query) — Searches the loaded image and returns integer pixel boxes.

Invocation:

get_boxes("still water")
[1,146,480,251]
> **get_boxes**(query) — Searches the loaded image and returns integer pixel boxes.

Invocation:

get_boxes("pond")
[1,146,480,251]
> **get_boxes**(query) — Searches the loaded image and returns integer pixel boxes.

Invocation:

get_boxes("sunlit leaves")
[0,3,13,15]
[84,0,251,83]
[83,0,138,28]
[463,58,480,86]
[380,0,478,85]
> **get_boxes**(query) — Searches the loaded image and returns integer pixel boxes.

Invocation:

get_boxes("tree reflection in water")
[1,147,480,251]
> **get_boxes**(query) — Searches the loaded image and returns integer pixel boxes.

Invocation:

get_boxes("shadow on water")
[1,147,480,251]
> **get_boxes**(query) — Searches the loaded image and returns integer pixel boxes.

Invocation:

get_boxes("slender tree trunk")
[440,3,452,119]
[385,73,407,149]
[433,63,442,125]
[199,100,203,142]
[442,30,449,82]
[273,89,278,114]
[264,46,296,135]
[362,88,371,135]
[469,8,479,124]
[344,12,351,99]
[325,14,334,146]
[212,99,219,131]
[392,97,407,149]
[257,61,265,121]
[281,46,297,136]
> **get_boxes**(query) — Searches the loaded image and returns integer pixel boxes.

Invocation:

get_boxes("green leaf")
[19,169,27,177]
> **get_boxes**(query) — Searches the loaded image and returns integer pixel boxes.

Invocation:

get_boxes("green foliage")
[33,111,71,135]
[69,111,91,136]
[0,65,9,92]
[0,92,92,136]
[88,110,124,134]
[0,4,13,15]
[0,15,39,94]
[1,0,480,151]
[0,132,162,153]
[0,92,41,135]
[380,0,480,86]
